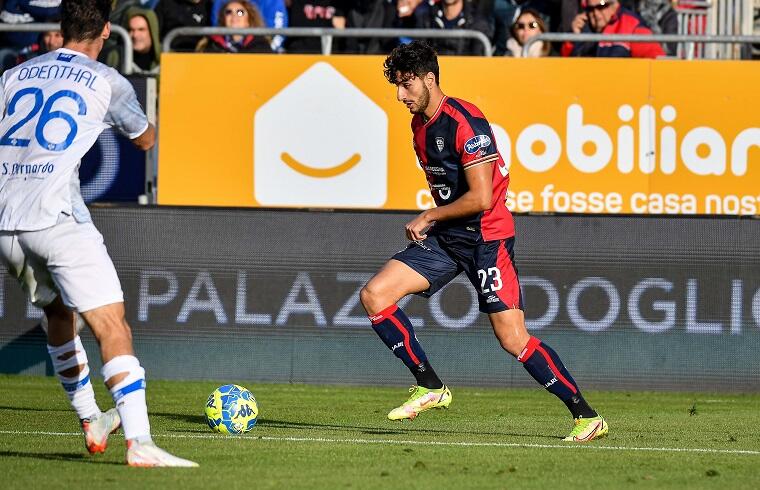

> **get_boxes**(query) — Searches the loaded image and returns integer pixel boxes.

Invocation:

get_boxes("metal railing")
[712,0,755,57]
[675,2,711,58]
[522,33,760,59]
[0,23,133,74]
[162,27,493,56]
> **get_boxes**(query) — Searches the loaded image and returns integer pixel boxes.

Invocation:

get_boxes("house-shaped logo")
[254,62,388,207]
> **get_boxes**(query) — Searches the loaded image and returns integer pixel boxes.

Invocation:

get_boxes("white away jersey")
[0,48,148,231]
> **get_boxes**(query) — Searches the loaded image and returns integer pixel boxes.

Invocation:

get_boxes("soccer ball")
[204,384,259,434]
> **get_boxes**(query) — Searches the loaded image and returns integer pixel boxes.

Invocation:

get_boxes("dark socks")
[369,304,443,389]
[518,336,597,419]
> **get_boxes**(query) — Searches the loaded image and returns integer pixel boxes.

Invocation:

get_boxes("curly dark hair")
[383,41,440,85]
[61,0,111,43]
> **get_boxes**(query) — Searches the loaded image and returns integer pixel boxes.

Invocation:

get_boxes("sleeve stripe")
[464,159,498,171]
[462,154,498,169]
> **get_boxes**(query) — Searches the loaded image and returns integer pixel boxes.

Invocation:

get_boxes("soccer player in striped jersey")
[360,41,608,442]
[0,0,197,466]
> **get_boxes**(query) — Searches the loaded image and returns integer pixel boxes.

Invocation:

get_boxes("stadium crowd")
[0,0,694,73]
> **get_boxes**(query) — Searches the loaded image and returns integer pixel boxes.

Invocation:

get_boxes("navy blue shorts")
[392,233,523,314]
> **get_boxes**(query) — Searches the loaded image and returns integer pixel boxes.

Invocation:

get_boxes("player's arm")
[405,162,493,241]
[131,123,156,151]
[105,71,154,152]
[0,77,5,119]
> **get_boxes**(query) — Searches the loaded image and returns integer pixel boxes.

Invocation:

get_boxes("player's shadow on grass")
[151,413,555,440]
[0,405,71,413]
[0,450,121,465]
[254,418,552,439]
[152,411,207,425]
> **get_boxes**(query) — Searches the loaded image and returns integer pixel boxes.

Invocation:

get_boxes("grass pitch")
[1,375,759,489]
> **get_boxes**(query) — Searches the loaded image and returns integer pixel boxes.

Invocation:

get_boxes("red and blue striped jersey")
[411,96,514,241]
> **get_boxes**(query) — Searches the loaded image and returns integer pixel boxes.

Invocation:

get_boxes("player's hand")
[571,13,588,34]
[405,210,434,241]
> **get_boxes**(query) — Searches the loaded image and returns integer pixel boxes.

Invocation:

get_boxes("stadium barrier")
[157,54,760,216]
[0,23,134,74]
[162,27,493,56]
[712,0,756,58]
[521,33,760,59]
[0,206,758,392]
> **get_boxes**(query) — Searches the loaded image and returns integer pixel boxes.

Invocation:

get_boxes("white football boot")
[82,408,121,454]
[126,439,199,467]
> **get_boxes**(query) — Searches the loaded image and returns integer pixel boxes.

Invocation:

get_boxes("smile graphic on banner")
[253,62,387,207]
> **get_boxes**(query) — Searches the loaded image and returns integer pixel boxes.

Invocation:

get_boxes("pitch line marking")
[1,430,759,456]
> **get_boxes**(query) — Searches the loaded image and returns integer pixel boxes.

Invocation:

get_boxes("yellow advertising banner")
[158,54,760,215]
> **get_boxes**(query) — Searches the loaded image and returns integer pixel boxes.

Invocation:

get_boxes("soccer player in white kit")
[0,0,197,467]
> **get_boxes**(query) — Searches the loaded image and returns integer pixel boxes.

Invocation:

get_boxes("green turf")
[0,375,759,489]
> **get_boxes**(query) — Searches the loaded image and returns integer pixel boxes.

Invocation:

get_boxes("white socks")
[47,337,100,420]
[102,355,151,441]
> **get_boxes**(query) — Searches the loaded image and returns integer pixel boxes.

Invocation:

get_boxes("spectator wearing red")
[561,0,665,58]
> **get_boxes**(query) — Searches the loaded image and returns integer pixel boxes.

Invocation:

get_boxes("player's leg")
[0,231,118,452]
[360,238,458,420]
[361,259,442,388]
[78,302,195,466]
[45,299,101,421]
[35,218,196,467]
[43,297,121,453]
[474,238,607,442]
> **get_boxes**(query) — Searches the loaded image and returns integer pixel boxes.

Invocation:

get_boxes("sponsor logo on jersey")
[435,136,444,152]
[464,134,491,154]
[56,53,76,62]
[431,183,451,200]
[425,166,446,176]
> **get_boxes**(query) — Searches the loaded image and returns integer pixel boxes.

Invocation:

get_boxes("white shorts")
[0,216,124,312]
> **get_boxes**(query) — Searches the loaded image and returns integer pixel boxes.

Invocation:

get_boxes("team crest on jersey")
[435,136,444,152]
[464,134,492,154]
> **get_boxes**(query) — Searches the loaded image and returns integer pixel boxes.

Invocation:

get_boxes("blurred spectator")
[417,0,494,56]
[635,0,677,55]
[15,28,63,64]
[505,7,550,56]
[492,0,519,55]
[522,0,561,30]
[156,0,212,52]
[284,0,346,53]
[396,0,424,20]
[0,0,61,48]
[343,0,400,54]
[562,0,665,58]
[112,0,159,25]
[211,0,287,51]
[558,0,580,32]
[128,10,161,72]
[196,0,272,51]
[104,8,161,74]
